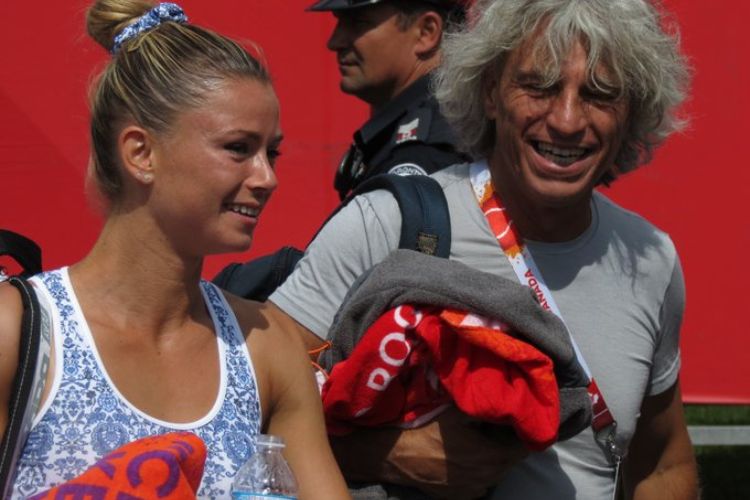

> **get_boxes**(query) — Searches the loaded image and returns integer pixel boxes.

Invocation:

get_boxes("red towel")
[29,432,206,499]
[322,305,560,450]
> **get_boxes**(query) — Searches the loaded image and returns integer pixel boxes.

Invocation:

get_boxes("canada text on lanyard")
[469,160,623,465]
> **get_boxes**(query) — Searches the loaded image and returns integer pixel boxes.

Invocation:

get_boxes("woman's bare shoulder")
[0,281,25,436]
[0,281,23,362]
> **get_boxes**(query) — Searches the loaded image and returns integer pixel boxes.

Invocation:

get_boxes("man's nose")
[327,19,348,52]
[546,90,587,138]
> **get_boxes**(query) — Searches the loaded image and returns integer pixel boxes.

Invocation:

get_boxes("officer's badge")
[395,118,420,144]
[388,163,428,177]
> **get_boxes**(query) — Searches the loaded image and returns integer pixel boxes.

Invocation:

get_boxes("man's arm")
[266,302,528,499]
[623,381,699,500]
[330,406,528,500]
[265,189,528,497]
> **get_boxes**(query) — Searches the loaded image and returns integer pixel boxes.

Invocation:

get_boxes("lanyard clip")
[597,422,624,466]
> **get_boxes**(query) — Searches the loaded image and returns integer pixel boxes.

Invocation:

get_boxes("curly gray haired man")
[267,0,699,498]
[436,0,690,182]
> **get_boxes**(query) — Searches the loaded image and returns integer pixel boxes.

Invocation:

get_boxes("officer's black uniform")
[334,74,470,200]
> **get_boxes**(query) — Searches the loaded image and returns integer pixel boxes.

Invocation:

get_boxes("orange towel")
[29,432,206,500]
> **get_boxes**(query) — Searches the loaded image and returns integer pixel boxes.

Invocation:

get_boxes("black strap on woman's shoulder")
[0,230,42,277]
[0,277,42,495]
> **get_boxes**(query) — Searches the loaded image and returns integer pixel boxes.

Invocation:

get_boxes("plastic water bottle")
[232,434,298,499]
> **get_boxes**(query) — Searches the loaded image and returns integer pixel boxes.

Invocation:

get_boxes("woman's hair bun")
[86,0,155,52]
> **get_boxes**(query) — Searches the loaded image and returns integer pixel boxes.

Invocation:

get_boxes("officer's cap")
[308,0,469,12]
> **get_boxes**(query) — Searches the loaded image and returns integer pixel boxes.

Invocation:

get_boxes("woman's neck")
[69,212,206,336]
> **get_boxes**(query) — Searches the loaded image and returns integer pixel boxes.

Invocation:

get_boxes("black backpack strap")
[212,246,305,302]
[0,230,42,278]
[315,174,451,258]
[0,277,44,496]
[395,175,451,258]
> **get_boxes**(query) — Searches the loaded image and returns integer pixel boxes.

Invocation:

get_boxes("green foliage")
[685,405,750,425]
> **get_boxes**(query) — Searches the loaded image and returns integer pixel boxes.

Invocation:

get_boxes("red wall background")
[1,1,747,403]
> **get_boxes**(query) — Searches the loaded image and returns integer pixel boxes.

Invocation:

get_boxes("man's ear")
[413,11,443,58]
[118,125,156,184]
[483,72,501,120]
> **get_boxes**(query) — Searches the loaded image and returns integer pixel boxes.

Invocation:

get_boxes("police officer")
[308,0,471,200]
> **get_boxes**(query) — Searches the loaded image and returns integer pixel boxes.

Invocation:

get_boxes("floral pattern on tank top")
[10,269,261,499]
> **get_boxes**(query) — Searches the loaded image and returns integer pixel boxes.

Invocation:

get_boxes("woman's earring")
[138,171,154,183]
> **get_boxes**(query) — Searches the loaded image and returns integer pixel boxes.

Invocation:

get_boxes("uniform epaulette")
[393,106,433,146]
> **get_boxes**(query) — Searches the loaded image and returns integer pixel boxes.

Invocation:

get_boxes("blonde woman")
[0,2,350,498]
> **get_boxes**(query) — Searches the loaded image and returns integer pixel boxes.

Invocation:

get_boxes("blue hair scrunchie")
[111,2,188,54]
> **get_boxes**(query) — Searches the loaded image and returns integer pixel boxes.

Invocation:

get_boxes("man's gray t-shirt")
[270,163,684,499]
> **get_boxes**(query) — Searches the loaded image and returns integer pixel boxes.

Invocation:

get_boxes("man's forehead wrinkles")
[514,49,617,84]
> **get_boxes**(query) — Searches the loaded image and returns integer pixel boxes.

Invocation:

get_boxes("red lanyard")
[468,161,622,462]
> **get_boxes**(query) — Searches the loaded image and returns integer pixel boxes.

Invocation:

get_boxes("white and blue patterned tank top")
[11,268,262,499]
